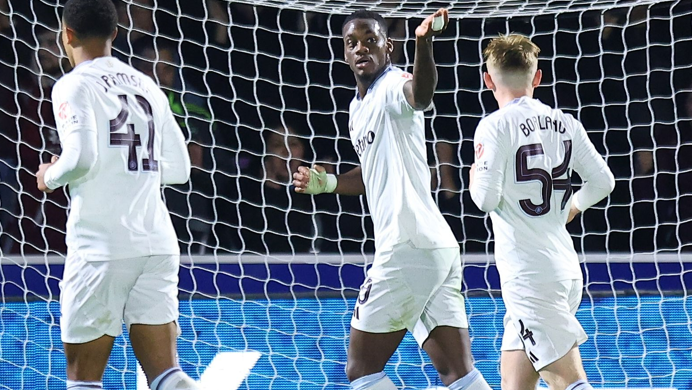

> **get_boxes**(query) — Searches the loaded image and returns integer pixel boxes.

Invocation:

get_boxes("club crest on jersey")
[401,72,413,80]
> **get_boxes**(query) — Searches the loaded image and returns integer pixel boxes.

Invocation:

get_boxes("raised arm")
[403,8,449,110]
[568,123,615,222]
[293,165,365,196]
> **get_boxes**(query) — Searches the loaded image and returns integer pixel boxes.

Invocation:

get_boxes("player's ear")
[532,69,542,88]
[111,28,118,42]
[384,37,394,64]
[64,26,77,46]
[483,72,496,92]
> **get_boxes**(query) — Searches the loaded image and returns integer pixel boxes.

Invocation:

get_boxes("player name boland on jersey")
[348,66,458,252]
[471,97,612,283]
[51,57,183,261]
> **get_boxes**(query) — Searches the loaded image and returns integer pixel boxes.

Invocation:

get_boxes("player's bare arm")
[293,165,365,196]
[403,8,449,110]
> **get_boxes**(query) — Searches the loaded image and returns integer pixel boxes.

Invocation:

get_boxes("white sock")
[447,368,492,390]
[66,380,103,390]
[566,380,593,390]
[351,371,397,390]
[150,367,200,390]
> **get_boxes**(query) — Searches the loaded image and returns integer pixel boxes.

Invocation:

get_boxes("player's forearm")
[334,166,365,196]
[44,130,97,189]
[572,167,615,212]
[410,37,437,110]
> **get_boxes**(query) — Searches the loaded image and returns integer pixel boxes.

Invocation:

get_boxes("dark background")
[0,0,690,257]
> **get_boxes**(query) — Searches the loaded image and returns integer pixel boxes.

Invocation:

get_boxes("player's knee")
[501,372,538,390]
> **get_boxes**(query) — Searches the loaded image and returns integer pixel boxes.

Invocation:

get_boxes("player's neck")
[495,89,533,108]
[355,65,389,99]
[71,41,113,67]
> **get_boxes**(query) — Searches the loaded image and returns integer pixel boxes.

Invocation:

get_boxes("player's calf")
[539,347,590,390]
[500,349,540,390]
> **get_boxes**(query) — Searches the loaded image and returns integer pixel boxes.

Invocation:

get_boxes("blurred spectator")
[0,0,18,254]
[0,20,66,254]
[237,125,316,254]
[114,0,155,61]
[132,40,216,254]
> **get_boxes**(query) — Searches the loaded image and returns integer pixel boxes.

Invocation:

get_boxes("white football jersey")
[348,66,458,252]
[49,56,188,261]
[471,97,613,283]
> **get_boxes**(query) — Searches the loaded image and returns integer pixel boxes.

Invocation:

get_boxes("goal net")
[0,0,691,389]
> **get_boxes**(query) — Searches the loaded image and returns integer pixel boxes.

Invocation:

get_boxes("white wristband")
[324,173,337,193]
[304,168,338,195]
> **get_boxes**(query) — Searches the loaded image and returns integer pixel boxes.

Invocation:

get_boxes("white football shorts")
[350,241,469,346]
[501,278,588,370]
[60,254,180,344]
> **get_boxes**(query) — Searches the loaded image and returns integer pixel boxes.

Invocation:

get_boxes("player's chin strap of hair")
[303,166,338,195]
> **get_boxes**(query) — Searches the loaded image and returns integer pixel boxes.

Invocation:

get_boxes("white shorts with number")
[501,278,588,370]
[350,241,469,346]
[60,254,180,344]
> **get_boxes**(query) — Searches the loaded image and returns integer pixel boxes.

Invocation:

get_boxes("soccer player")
[34,1,198,389]
[292,9,492,390]
[469,34,615,390]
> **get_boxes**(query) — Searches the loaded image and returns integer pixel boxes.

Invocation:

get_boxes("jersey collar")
[507,96,528,106]
[72,56,116,71]
[506,96,542,107]
[356,65,393,101]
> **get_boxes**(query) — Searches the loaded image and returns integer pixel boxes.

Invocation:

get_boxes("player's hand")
[292,164,336,195]
[36,156,58,193]
[415,8,449,39]
[566,202,581,224]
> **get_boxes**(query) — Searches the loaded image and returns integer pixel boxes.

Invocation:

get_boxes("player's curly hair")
[483,34,540,74]
[342,10,388,37]
[62,0,118,39]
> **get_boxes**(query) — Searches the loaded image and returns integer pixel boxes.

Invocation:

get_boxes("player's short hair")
[342,10,388,37]
[483,34,540,75]
[62,0,118,40]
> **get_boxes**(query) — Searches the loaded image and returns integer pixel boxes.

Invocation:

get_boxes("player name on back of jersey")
[95,70,150,94]
[519,114,567,137]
